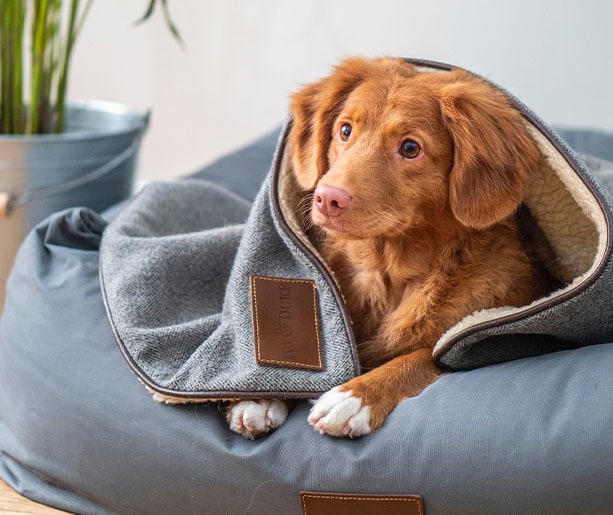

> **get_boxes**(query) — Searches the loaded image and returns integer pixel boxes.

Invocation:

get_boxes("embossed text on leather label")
[251,275,323,371]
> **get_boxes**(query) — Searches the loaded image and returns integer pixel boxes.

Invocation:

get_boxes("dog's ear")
[439,71,541,229]
[289,79,329,190]
[289,57,390,190]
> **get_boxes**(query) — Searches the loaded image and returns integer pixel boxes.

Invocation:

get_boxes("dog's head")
[289,57,542,237]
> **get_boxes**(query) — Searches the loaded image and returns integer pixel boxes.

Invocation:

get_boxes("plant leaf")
[161,0,185,48]
[134,0,156,27]
[134,0,185,48]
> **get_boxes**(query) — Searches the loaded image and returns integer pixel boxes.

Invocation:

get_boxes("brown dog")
[227,57,553,439]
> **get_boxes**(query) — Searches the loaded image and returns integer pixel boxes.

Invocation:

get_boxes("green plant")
[0,0,180,135]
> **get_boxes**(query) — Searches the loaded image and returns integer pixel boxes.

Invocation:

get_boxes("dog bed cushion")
[1,127,613,514]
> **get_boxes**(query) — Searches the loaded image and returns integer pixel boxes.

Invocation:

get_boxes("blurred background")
[69,0,613,182]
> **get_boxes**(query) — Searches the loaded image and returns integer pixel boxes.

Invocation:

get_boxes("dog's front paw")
[226,399,288,440]
[308,387,372,438]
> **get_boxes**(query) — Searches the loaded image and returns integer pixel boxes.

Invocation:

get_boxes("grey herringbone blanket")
[100,163,361,401]
[100,62,613,401]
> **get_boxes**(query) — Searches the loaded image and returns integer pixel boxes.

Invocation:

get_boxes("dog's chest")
[323,238,427,334]
[336,256,409,325]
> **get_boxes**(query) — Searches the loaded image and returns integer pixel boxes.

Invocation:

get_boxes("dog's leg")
[308,348,442,437]
[225,399,289,440]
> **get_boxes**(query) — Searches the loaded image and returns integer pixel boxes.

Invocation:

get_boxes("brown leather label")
[300,492,424,515]
[250,275,323,370]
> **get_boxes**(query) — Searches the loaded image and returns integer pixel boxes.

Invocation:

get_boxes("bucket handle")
[0,116,149,219]
[0,192,9,219]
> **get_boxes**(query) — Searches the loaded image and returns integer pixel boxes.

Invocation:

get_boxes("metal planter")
[0,100,149,309]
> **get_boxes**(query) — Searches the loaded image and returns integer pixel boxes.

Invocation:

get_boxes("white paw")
[307,387,372,438]
[226,399,288,440]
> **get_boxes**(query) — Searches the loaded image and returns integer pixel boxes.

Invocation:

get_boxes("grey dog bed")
[99,60,613,403]
[1,126,613,514]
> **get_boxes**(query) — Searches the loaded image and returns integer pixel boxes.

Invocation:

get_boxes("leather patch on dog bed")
[251,275,323,370]
[300,492,424,515]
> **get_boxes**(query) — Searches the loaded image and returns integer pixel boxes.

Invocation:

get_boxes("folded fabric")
[99,176,361,401]
[99,59,613,402]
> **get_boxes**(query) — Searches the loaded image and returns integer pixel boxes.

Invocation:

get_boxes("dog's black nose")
[314,184,352,216]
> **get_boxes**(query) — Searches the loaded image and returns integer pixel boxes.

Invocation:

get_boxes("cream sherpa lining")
[278,108,608,359]
[434,126,608,354]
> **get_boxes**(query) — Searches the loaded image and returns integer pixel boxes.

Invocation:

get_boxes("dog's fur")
[226,57,555,439]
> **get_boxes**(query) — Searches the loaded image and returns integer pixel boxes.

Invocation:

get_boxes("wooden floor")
[0,478,68,514]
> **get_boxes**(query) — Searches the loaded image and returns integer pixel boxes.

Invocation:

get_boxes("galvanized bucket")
[0,100,150,309]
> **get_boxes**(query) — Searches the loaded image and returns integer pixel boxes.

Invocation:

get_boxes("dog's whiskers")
[296,193,320,235]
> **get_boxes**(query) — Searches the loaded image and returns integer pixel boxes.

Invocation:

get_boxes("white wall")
[70,0,613,182]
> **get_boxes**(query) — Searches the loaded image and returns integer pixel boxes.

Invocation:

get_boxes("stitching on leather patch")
[300,492,424,515]
[250,275,323,371]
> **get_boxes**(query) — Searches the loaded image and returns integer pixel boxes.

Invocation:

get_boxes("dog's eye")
[400,139,421,159]
[339,123,352,141]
